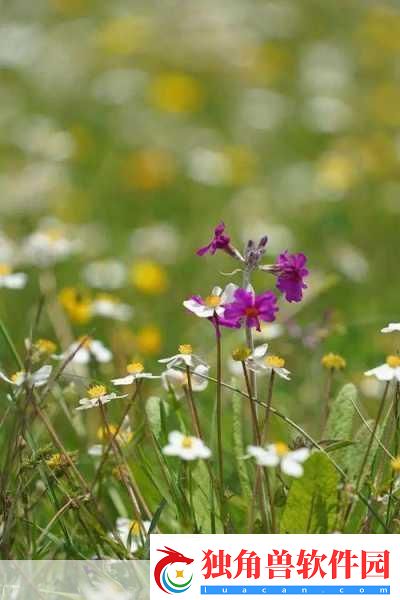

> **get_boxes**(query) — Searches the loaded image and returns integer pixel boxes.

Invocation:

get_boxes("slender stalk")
[355,381,390,490]
[387,382,400,530]
[262,370,276,445]
[241,361,260,444]
[242,362,274,533]
[184,366,203,439]
[91,382,141,492]
[321,368,334,433]
[215,319,225,520]
[98,401,146,536]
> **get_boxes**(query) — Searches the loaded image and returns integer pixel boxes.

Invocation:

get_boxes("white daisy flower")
[22,221,80,267]
[158,344,208,369]
[76,384,127,411]
[247,443,310,478]
[83,259,127,290]
[365,355,400,382]
[246,344,291,380]
[0,365,52,388]
[161,365,209,400]
[112,362,160,386]
[183,283,238,319]
[92,294,133,321]
[0,263,27,289]
[382,323,400,334]
[57,338,112,364]
[163,431,211,461]
[115,517,151,553]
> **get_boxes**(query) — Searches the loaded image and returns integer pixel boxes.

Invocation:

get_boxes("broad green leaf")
[280,452,339,533]
[324,384,356,466]
[231,384,251,497]
[192,460,223,533]
[146,396,162,437]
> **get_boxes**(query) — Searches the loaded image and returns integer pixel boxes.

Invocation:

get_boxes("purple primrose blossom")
[196,222,234,257]
[223,287,278,332]
[275,252,309,303]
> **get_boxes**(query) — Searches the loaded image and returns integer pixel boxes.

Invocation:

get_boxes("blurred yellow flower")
[121,149,176,191]
[243,43,292,85]
[316,153,359,193]
[224,145,256,185]
[321,353,346,371]
[59,287,92,324]
[49,0,88,15]
[136,325,162,356]
[96,16,150,56]
[149,72,204,113]
[368,84,400,127]
[131,261,168,295]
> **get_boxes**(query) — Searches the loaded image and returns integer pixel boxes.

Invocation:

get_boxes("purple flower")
[197,223,233,257]
[223,288,278,332]
[275,252,309,303]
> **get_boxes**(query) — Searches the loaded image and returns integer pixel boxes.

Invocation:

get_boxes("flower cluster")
[187,223,309,333]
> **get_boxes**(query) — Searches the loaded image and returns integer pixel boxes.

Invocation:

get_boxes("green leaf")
[280,452,339,533]
[146,395,163,437]
[192,461,223,533]
[231,383,251,497]
[324,384,356,465]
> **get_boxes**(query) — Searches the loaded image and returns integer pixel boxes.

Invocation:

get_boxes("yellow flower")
[136,325,162,355]
[49,0,87,14]
[386,356,400,368]
[231,346,251,362]
[97,424,133,446]
[149,72,204,113]
[265,355,286,369]
[96,16,150,56]
[179,345,193,355]
[35,339,57,356]
[0,264,12,276]
[121,149,176,191]
[391,456,400,472]
[317,153,359,193]
[131,261,168,295]
[223,145,256,186]
[59,287,92,324]
[87,384,107,399]
[127,362,145,374]
[321,353,347,371]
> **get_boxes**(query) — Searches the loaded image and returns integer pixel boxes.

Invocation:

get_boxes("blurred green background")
[1,0,400,437]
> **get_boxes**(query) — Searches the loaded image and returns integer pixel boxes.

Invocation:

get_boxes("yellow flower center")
[274,442,289,456]
[231,346,251,362]
[0,263,11,276]
[35,339,57,355]
[387,355,400,368]
[45,228,64,243]
[321,353,347,370]
[131,261,168,295]
[266,355,286,369]
[11,371,24,383]
[130,520,141,536]
[96,293,118,304]
[59,288,92,324]
[181,436,193,449]
[179,344,193,355]
[46,453,63,469]
[391,456,400,472]
[204,295,221,309]
[127,362,144,374]
[87,384,107,399]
